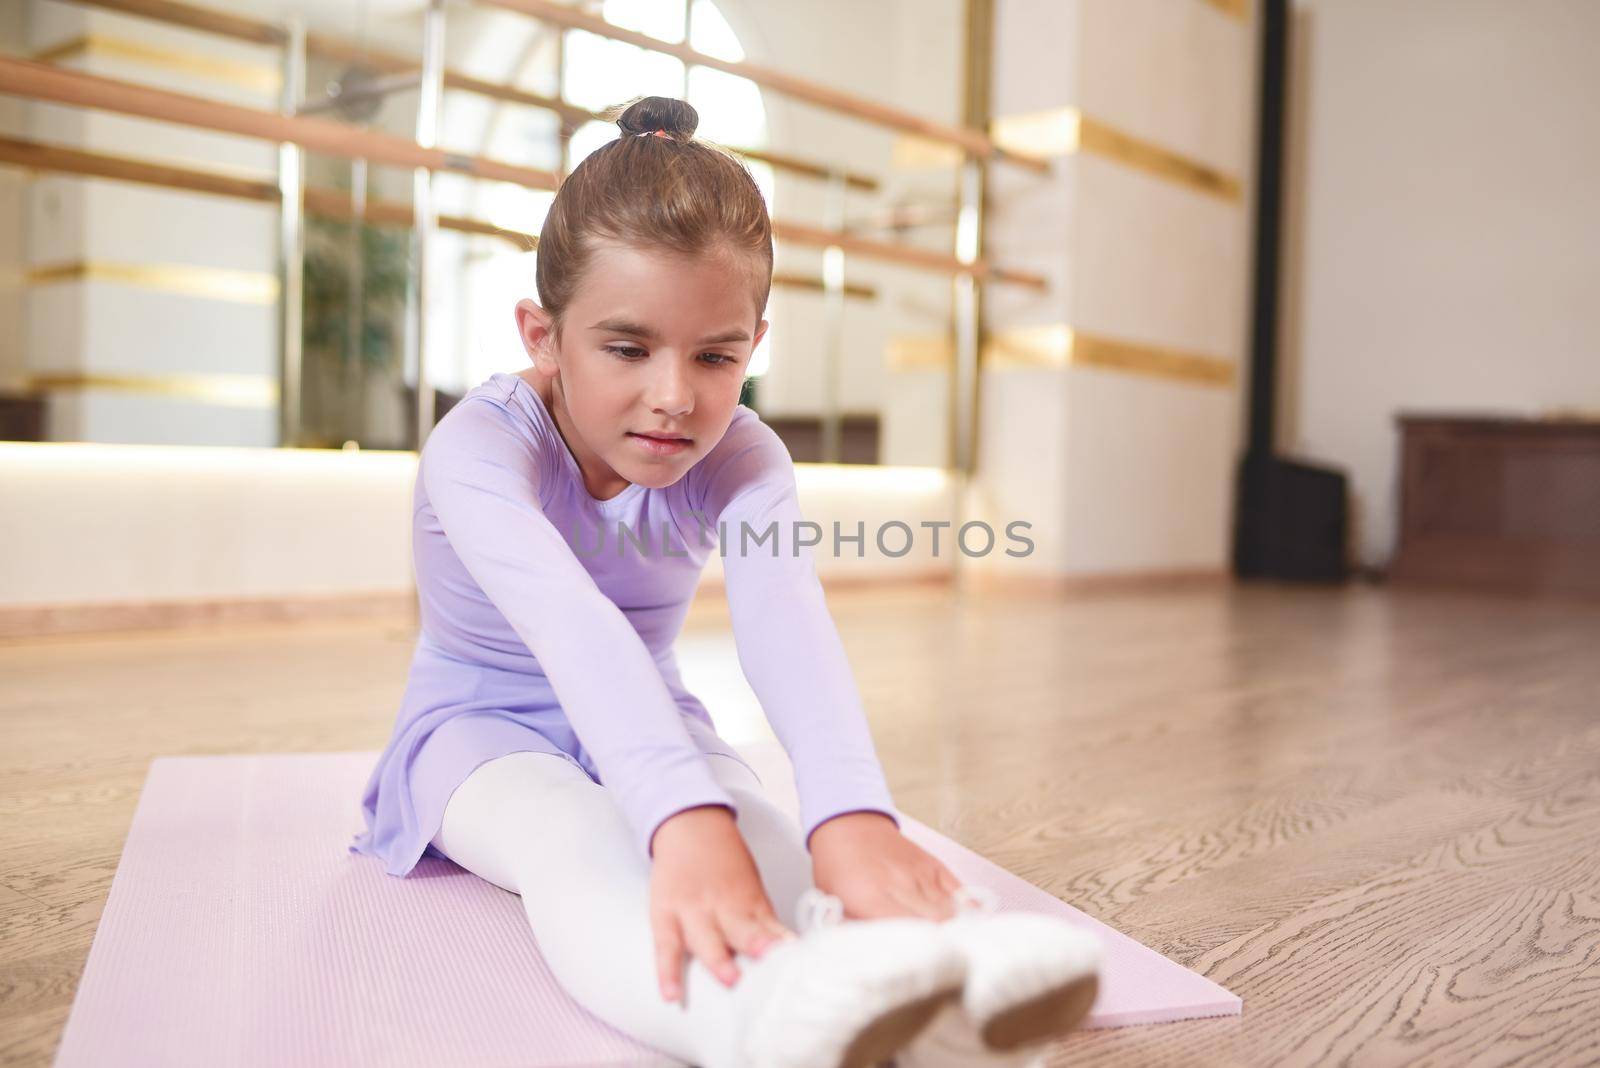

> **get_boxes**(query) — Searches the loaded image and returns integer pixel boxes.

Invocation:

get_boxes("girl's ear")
[752,318,769,351]
[514,298,559,374]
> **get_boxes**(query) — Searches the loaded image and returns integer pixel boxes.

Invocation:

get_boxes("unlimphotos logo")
[562,512,1035,559]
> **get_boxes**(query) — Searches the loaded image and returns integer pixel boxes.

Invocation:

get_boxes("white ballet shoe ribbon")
[794,886,846,935]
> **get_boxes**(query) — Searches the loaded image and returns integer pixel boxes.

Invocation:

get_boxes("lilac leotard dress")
[349,371,901,876]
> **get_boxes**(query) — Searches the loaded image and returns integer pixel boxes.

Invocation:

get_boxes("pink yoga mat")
[55,747,1239,1066]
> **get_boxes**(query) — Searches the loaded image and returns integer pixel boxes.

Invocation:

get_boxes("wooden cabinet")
[1389,415,1600,596]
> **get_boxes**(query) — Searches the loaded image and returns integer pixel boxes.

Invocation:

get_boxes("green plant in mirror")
[302,217,409,370]
[299,215,411,448]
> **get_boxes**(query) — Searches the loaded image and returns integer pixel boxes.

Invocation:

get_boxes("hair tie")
[635,129,672,139]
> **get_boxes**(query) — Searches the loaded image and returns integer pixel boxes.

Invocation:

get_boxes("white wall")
[1282,0,1600,568]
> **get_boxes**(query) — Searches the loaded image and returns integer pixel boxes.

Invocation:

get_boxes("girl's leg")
[430,749,816,1068]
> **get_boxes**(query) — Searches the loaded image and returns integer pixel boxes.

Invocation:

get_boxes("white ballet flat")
[735,888,968,1068]
[903,885,1101,1059]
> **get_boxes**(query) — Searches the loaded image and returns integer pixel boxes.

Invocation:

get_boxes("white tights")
[430,749,819,1068]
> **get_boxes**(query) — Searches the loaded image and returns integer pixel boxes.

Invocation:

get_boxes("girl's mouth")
[628,431,691,457]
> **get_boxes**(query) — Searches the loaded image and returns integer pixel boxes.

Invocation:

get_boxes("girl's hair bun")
[607,96,699,141]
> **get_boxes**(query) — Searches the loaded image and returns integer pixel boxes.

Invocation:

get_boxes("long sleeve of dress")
[694,412,902,851]
[421,398,737,861]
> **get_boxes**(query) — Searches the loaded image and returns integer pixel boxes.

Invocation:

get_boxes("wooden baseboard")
[0,589,418,641]
[0,572,955,640]
[0,567,1226,640]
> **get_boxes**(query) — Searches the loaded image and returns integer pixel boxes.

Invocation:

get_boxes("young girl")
[350,96,1099,1068]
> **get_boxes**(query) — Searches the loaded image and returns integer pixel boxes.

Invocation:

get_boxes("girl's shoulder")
[440,372,558,440]
[428,372,525,431]
[418,372,559,492]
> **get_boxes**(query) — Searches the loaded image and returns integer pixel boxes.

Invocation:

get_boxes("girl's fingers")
[752,902,797,945]
[922,884,955,920]
[920,871,958,919]
[682,909,739,987]
[651,912,686,1005]
[723,911,778,959]
[923,872,958,919]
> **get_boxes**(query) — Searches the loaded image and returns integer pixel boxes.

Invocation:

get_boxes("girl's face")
[514,241,768,501]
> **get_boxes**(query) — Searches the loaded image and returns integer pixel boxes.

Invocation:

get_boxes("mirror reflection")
[0,0,978,468]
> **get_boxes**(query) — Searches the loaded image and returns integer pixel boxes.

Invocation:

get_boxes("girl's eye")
[604,345,736,366]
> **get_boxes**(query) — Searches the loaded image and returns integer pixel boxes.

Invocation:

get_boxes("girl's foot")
[904,885,1101,1059]
[734,888,967,1068]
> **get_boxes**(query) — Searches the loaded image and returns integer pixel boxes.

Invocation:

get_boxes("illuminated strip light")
[985,325,1237,386]
[989,108,1242,201]
[1200,0,1249,19]
[887,327,1235,386]
[22,260,279,304]
[30,34,280,96]
[27,372,279,408]
[885,335,955,372]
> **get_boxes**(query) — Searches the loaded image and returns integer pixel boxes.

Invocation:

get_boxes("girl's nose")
[649,359,694,416]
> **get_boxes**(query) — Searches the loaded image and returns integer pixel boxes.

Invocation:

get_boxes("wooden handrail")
[481,0,1052,174]
[303,28,880,192]
[0,56,559,188]
[771,271,877,300]
[0,60,1043,287]
[0,133,277,200]
[62,0,880,192]
[0,133,532,239]
[0,135,881,299]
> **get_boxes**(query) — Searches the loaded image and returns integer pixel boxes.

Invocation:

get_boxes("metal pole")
[951,158,981,476]
[681,0,692,97]
[554,26,570,177]
[276,14,305,448]
[952,0,994,584]
[346,157,367,440]
[410,0,445,450]
[821,168,846,464]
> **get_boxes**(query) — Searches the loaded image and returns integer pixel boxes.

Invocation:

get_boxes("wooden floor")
[3,581,1598,1066]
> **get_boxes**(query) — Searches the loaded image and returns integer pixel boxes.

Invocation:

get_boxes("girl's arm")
[422,397,737,861]
[692,409,902,852]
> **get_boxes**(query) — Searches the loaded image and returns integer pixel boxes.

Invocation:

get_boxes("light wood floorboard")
[1,581,1597,1066]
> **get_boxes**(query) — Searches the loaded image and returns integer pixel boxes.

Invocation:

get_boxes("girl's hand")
[648,805,797,1006]
[809,812,964,921]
